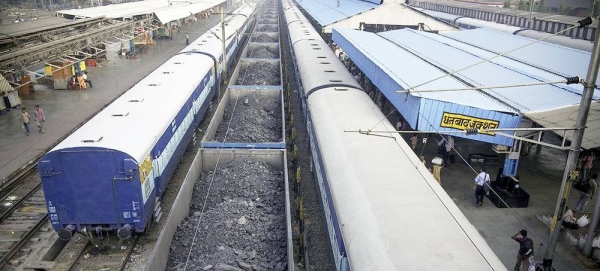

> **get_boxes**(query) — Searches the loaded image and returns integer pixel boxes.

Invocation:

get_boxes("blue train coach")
[38,3,256,242]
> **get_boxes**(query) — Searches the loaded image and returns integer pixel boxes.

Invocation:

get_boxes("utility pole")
[221,7,228,94]
[528,0,534,27]
[543,17,598,269]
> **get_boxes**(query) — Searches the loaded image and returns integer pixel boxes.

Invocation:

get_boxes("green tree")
[536,0,547,12]
[558,0,572,15]
[517,0,526,10]
[503,0,511,8]
[591,0,600,17]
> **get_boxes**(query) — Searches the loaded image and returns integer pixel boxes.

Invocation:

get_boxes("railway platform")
[397,123,600,270]
[0,7,599,270]
[0,13,226,188]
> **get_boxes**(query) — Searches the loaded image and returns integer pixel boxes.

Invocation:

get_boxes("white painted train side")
[282,1,508,270]
[39,4,256,240]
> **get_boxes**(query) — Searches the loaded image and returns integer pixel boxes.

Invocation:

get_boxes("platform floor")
[0,14,224,186]
[1,10,599,270]
[397,125,600,270]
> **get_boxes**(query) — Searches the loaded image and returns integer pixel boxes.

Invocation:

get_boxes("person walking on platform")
[583,153,596,178]
[20,107,31,136]
[473,167,490,207]
[511,230,533,271]
[432,163,442,185]
[186,33,190,45]
[410,134,418,150]
[575,173,597,212]
[437,135,454,166]
[512,229,534,271]
[82,71,93,88]
[34,105,45,133]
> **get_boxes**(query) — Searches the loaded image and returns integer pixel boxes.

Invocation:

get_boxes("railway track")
[0,167,48,269]
[66,235,139,271]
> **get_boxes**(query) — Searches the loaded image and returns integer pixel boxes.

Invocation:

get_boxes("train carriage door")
[55,150,120,225]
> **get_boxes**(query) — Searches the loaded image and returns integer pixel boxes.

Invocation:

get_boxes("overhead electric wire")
[406,23,584,92]
[183,6,264,269]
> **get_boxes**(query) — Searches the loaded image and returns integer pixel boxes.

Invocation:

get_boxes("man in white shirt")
[473,167,490,207]
[82,71,93,88]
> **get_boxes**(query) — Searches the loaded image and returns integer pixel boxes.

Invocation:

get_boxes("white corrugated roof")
[333,27,517,113]
[0,76,14,93]
[57,0,224,23]
[333,27,600,148]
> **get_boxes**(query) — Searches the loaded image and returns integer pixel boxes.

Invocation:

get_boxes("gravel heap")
[258,25,278,32]
[236,62,280,86]
[259,19,277,24]
[167,157,287,271]
[252,34,277,43]
[214,92,282,143]
[248,45,279,59]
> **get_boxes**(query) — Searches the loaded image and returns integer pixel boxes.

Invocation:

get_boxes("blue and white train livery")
[38,3,256,241]
[282,0,508,270]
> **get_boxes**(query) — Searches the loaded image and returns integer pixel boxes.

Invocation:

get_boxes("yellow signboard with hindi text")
[440,112,499,135]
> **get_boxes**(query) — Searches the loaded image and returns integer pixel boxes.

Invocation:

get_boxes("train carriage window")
[334,88,348,91]
[162,71,174,74]
[173,62,184,65]
[317,56,326,58]
[148,83,161,86]
[111,112,130,117]
[324,70,335,72]
[128,98,144,102]
[330,79,342,82]
[320,62,330,64]
[312,47,321,50]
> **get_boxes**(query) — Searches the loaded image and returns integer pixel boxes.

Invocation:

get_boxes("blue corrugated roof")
[380,29,586,113]
[296,0,378,26]
[333,28,516,113]
[441,28,600,96]
[333,28,520,145]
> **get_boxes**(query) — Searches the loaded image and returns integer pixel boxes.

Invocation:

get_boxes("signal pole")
[543,17,598,269]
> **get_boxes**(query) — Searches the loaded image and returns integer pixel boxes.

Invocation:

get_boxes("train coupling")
[117,224,133,240]
[58,224,76,241]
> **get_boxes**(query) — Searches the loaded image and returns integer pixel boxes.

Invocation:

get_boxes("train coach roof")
[49,52,213,159]
[49,4,255,161]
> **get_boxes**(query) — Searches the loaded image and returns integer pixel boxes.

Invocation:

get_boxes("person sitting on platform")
[76,73,87,90]
[562,206,579,230]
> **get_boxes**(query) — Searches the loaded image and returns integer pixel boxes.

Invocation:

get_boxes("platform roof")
[57,0,224,23]
[333,29,515,112]
[296,0,379,27]
[333,27,521,145]
[411,0,596,28]
[441,28,600,94]
[333,27,600,148]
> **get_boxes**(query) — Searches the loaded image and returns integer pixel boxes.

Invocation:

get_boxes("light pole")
[221,7,227,88]
[542,17,597,269]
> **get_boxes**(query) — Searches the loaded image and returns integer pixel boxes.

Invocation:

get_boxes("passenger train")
[283,1,508,270]
[417,8,594,52]
[38,4,256,241]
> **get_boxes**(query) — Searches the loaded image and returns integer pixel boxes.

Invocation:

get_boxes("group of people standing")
[19,105,45,136]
